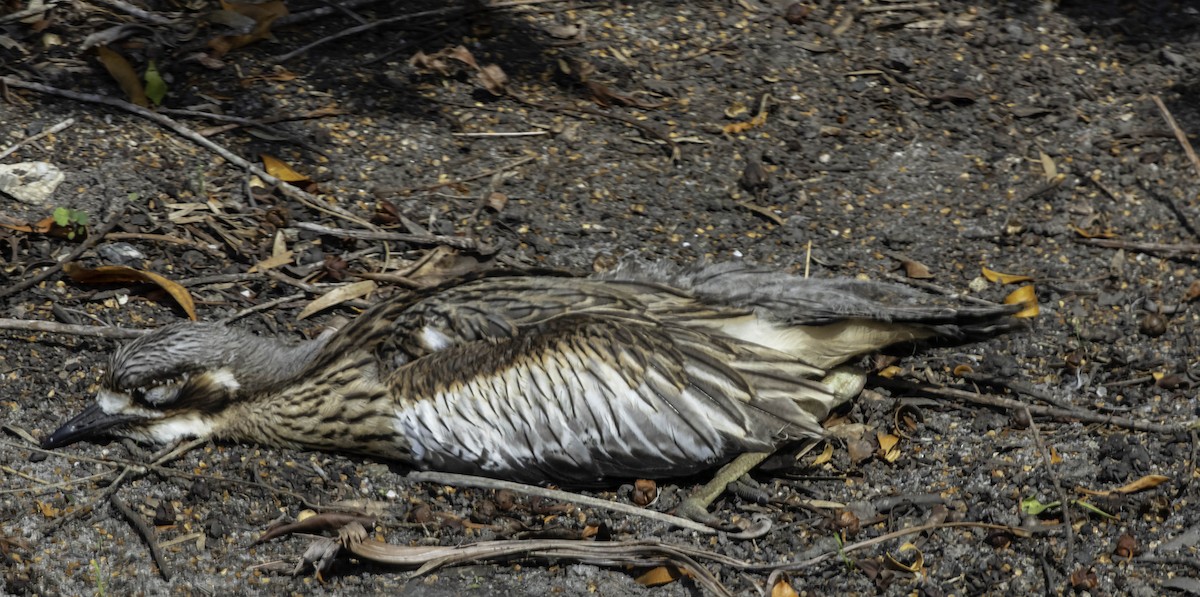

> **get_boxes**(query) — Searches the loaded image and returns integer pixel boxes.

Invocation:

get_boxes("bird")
[43,262,1023,522]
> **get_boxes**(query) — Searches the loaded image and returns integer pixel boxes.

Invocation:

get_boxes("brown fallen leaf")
[1078,474,1170,497]
[96,45,149,107]
[64,263,197,320]
[635,565,684,587]
[297,280,377,320]
[208,0,287,58]
[771,576,801,597]
[900,257,933,279]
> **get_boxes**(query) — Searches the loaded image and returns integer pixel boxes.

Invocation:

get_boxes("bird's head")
[43,322,330,450]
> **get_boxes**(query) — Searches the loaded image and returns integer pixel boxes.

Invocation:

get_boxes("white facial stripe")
[146,416,213,443]
[95,388,165,419]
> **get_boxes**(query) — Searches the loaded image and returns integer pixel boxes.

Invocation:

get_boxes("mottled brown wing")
[386,309,837,483]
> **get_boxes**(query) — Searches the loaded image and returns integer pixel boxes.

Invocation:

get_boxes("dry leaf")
[885,542,925,574]
[771,577,801,597]
[1068,224,1118,239]
[248,250,293,273]
[877,432,901,463]
[1038,150,1058,181]
[632,479,657,506]
[635,566,683,587]
[901,258,933,279]
[1004,285,1040,318]
[982,266,1034,284]
[1184,281,1200,302]
[208,0,287,58]
[37,501,60,518]
[477,64,508,96]
[812,442,834,466]
[64,263,197,320]
[261,153,311,184]
[298,280,377,320]
[1115,475,1170,495]
[877,365,902,378]
[952,364,974,376]
[97,45,149,107]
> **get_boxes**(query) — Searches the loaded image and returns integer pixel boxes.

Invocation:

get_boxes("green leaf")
[1072,500,1116,519]
[1020,496,1060,516]
[73,210,89,226]
[144,59,167,106]
[53,207,70,227]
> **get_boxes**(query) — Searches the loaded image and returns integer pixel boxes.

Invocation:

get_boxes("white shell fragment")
[0,161,65,205]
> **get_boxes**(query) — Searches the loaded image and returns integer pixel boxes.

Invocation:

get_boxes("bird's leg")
[675,451,773,526]
[674,366,867,527]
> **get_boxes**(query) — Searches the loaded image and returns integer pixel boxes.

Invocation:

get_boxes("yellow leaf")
[877,365,902,378]
[64,263,197,320]
[37,500,61,518]
[1004,285,1040,318]
[635,566,683,587]
[877,432,901,463]
[260,154,310,183]
[982,266,1034,284]
[248,250,294,273]
[812,442,834,466]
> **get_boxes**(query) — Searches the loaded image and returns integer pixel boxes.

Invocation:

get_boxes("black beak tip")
[42,403,140,450]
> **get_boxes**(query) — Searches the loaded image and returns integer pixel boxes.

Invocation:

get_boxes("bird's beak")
[42,403,144,449]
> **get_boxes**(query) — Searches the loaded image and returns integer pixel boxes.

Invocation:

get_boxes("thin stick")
[294,222,489,252]
[1025,407,1074,565]
[0,319,145,339]
[219,292,306,324]
[110,494,172,581]
[406,471,718,534]
[1153,94,1200,180]
[875,377,1193,434]
[1074,237,1200,256]
[0,117,75,160]
[0,202,129,300]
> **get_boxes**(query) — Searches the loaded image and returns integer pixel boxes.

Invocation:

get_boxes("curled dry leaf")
[885,542,924,574]
[632,479,657,506]
[811,442,834,466]
[1003,285,1039,318]
[981,266,1034,284]
[1184,280,1200,302]
[876,432,901,463]
[64,263,197,320]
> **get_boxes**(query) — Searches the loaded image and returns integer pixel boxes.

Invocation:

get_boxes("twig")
[1153,94,1200,181]
[110,495,172,581]
[1025,407,1074,566]
[406,471,719,535]
[295,222,489,252]
[1074,237,1200,256]
[0,117,75,160]
[273,6,468,62]
[0,202,129,300]
[219,292,306,324]
[0,319,145,339]
[276,0,387,26]
[872,376,1193,434]
[390,155,537,194]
